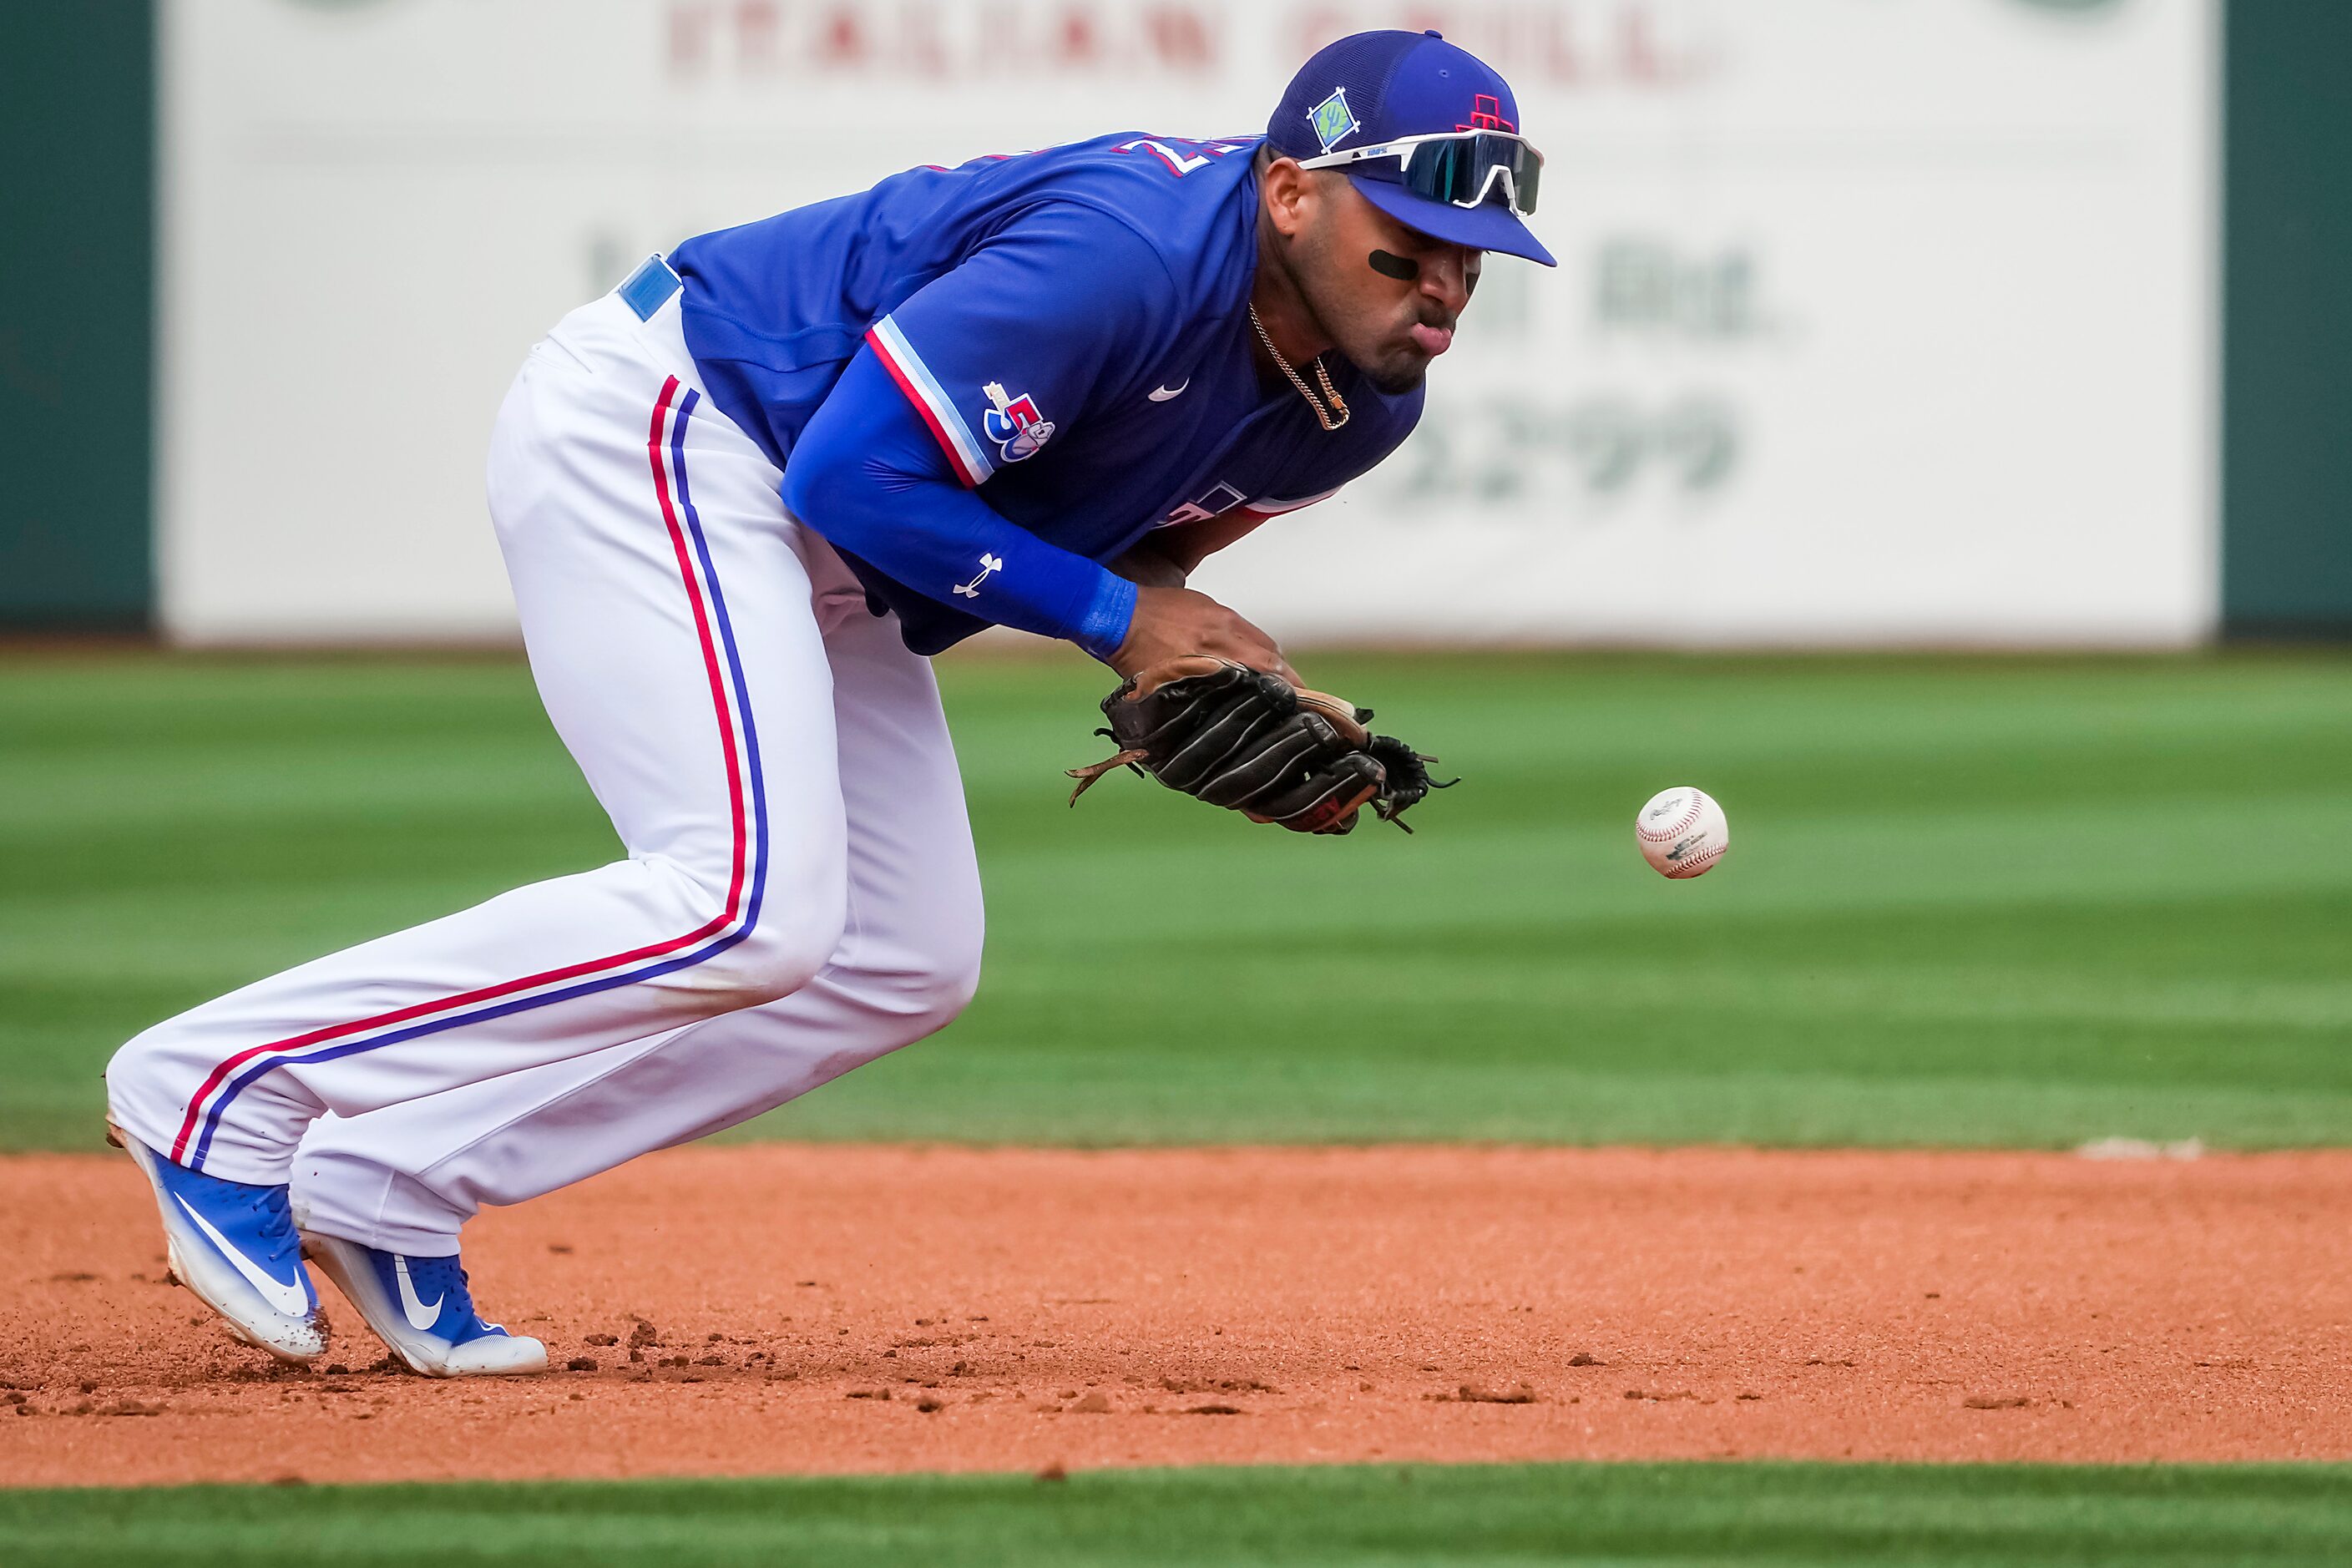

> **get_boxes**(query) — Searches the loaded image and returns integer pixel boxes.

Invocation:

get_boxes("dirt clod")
[1443,1383,1537,1405]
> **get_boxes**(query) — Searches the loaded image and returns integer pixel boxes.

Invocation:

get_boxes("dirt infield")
[3,1143,2349,1487]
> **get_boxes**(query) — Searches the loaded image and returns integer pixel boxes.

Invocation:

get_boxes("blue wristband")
[1070,570,1139,662]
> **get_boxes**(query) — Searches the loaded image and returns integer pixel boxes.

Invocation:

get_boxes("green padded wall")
[0,2,154,630]
[2223,0,2352,635]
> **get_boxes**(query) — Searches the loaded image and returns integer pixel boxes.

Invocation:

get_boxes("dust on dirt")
[3,1143,2349,1487]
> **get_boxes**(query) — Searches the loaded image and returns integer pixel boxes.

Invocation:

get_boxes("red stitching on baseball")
[1666,842,1725,878]
[1637,792,1705,844]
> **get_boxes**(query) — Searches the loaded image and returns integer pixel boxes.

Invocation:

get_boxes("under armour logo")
[953,553,1004,599]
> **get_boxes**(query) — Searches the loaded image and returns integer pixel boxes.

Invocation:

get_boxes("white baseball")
[1636,787,1729,879]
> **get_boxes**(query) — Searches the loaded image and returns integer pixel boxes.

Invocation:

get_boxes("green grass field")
[7,1464,2352,1566]
[7,649,2351,1555]
[4,649,2350,1153]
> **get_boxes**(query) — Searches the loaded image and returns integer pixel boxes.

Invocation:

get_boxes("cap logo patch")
[1307,86,1358,152]
[1458,94,1515,133]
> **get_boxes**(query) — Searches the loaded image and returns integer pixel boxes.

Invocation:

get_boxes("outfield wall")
[152,0,2217,646]
[0,4,154,630]
[2221,0,2352,637]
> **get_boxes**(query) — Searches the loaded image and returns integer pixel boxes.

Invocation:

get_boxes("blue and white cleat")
[114,1127,326,1363]
[302,1235,549,1378]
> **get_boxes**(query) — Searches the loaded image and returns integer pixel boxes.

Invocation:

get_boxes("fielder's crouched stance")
[104,31,1551,1376]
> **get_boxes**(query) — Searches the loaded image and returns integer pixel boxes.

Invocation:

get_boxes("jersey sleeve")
[781,345,1137,659]
[862,204,1177,488]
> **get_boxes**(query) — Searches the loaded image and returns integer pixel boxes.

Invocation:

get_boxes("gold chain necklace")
[1248,302,1349,432]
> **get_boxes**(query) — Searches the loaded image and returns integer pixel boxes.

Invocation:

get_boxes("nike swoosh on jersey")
[174,1194,313,1317]
[394,1254,444,1331]
[1148,379,1190,402]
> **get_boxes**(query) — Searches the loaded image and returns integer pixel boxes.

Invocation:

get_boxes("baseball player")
[104,30,1551,1376]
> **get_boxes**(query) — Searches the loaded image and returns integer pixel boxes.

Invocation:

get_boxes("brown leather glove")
[1065,655,1451,835]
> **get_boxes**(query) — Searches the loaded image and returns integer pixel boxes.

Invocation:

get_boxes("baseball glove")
[1065,655,1451,834]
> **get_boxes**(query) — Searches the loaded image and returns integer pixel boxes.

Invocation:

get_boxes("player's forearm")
[1143,508,1277,578]
[1111,505,1279,589]
[782,349,1136,658]
[1110,540,1190,589]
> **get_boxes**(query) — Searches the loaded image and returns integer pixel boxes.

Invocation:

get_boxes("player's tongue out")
[1409,321,1454,357]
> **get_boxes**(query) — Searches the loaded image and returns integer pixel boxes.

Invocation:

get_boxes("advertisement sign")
[161,0,2215,645]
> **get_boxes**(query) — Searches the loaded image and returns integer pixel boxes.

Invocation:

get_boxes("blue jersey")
[671,132,1421,655]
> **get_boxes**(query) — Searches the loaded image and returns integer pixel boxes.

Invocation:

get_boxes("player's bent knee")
[853,937,984,1044]
[104,1029,163,1085]
[101,1034,165,1132]
[103,1019,262,1153]
[924,948,984,1030]
[686,907,846,1010]
[929,914,988,1024]
[104,1019,206,1100]
[894,964,980,1043]
[635,849,847,1009]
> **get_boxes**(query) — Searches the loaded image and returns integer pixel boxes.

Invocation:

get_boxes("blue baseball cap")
[1268,29,1555,267]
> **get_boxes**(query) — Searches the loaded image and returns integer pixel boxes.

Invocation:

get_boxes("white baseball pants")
[106,282,985,1255]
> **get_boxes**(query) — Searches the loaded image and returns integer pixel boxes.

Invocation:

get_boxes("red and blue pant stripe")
[171,377,769,1170]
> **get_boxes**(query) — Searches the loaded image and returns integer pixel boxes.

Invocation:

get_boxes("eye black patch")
[1368,249,1420,281]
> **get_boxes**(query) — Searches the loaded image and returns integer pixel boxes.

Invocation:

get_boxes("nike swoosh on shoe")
[395,1254,445,1332]
[173,1195,312,1317]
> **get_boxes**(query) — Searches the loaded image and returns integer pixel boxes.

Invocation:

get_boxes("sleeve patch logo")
[1308,87,1358,153]
[982,382,1055,463]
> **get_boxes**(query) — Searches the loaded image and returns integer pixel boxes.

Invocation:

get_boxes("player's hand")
[1110,584,1299,685]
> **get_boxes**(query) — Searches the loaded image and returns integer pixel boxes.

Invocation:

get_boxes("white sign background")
[159,0,2217,645]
